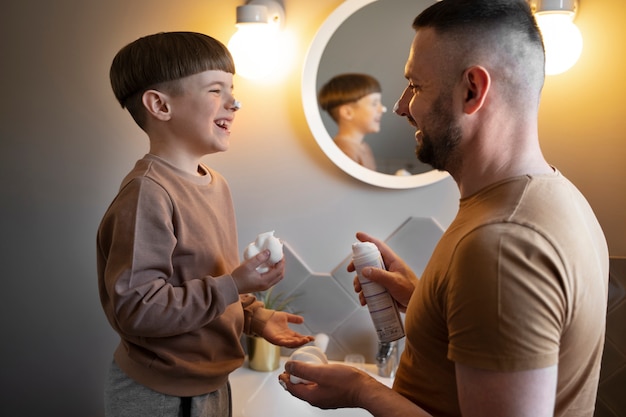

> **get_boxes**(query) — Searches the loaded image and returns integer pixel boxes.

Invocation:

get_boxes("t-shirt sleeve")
[446,222,566,372]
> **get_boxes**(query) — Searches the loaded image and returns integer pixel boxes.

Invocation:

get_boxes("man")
[280,1,609,416]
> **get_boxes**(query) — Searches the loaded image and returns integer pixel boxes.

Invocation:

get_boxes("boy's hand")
[261,311,314,348]
[232,250,285,294]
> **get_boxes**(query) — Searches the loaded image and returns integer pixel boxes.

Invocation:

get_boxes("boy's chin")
[210,139,230,153]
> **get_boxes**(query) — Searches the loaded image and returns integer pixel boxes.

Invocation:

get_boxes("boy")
[318,73,387,170]
[98,32,313,417]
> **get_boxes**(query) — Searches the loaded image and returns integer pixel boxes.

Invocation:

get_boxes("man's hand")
[279,361,372,409]
[279,361,433,417]
[350,232,418,311]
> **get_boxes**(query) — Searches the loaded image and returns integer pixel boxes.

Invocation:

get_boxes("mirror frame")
[302,0,449,189]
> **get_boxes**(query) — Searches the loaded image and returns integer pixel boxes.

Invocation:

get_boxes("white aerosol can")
[352,242,405,343]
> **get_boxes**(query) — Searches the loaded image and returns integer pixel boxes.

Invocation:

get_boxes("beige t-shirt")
[393,172,608,417]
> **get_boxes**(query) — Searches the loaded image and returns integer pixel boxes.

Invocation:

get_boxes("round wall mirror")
[302,0,448,189]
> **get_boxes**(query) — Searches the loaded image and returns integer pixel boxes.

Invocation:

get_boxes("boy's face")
[166,70,237,155]
[345,92,386,134]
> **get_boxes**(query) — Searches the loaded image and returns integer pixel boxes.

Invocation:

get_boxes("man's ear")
[142,90,172,121]
[462,66,490,115]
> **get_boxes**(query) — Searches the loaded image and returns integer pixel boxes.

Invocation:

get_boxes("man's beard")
[415,96,462,172]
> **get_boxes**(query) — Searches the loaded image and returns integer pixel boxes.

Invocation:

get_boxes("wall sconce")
[532,0,583,75]
[227,0,285,80]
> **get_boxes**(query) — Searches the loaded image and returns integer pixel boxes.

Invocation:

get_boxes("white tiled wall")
[271,217,444,363]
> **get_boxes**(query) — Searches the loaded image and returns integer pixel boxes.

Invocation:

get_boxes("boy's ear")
[462,66,490,115]
[142,90,172,121]
[337,103,354,121]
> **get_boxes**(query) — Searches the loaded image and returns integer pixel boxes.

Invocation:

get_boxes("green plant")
[254,287,302,313]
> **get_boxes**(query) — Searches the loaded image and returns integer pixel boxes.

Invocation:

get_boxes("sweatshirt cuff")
[250,307,275,337]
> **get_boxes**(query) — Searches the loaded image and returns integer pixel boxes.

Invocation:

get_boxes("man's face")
[394,29,462,172]
[416,94,462,171]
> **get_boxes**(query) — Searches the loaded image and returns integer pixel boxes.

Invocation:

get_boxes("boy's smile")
[148,70,239,174]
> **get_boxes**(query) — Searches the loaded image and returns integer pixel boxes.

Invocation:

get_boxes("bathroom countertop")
[230,357,392,417]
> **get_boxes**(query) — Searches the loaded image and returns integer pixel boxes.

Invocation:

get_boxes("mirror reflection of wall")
[317,0,435,176]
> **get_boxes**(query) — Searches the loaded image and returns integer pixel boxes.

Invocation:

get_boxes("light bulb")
[535,13,583,75]
[228,24,280,80]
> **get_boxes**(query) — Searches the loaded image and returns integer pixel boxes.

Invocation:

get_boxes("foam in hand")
[288,345,328,384]
[243,231,284,273]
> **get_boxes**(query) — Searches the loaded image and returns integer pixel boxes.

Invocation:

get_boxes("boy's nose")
[230,99,242,111]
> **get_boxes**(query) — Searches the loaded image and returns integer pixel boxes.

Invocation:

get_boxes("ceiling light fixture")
[532,0,583,75]
[227,0,285,80]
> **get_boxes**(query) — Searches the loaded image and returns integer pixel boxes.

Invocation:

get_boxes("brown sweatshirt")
[97,154,273,396]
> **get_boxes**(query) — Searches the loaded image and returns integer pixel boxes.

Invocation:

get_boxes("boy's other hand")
[262,311,314,348]
[232,250,285,294]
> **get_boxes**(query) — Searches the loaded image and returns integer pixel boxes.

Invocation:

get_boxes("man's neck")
[454,156,553,198]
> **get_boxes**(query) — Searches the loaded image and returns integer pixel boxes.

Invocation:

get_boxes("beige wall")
[538,0,626,257]
[0,0,624,415]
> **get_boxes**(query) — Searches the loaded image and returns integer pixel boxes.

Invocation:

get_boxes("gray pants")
[104,360,232,417]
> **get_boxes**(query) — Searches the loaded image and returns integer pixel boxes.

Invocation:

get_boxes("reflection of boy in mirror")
[318,73,387,170]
